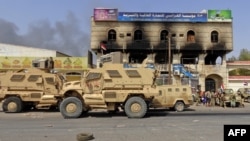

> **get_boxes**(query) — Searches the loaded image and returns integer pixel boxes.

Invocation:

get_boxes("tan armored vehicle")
[0,68,66,112]
[223,88,242,107]
[59,63,193,119]
[236,87,250,103]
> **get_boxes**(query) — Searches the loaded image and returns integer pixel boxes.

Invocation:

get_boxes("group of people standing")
[195,89,227,107]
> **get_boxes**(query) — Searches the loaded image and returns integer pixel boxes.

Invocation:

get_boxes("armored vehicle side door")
[83,72,105,105]
[43,75,58,95]
[85,72,103,93]
[237,88,250,103]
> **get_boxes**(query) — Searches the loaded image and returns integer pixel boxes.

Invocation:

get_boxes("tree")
[233,48,250,76]
[239,48,250,60]
[227,56,237,61]
[229,48,250,76]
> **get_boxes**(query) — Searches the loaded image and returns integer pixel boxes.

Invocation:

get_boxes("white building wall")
[0,43,57,57]
[228,80,250,92]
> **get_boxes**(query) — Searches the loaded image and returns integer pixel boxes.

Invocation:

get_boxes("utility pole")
[167,34,171,85]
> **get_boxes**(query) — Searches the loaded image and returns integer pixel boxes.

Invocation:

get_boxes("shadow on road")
[72,106,250,118]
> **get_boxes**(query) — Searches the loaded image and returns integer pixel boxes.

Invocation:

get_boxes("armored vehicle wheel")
[60,97,83,118]
[174,101,185,112]
[2,97,23,113]
[124,97,147,118]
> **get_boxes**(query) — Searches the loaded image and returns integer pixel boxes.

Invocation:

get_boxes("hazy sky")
[0,0,248,58]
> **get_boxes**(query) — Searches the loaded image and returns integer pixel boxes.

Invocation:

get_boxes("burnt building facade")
[90,9,233,92]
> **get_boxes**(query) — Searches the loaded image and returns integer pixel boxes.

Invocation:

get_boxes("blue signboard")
[118,12,207,22]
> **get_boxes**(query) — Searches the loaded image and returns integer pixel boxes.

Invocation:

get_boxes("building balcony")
[95,40,232,52]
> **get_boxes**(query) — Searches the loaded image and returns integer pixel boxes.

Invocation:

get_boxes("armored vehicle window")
[28,75,40,82]
[45,77,54,84]
[126,70,141,78]
[175,88,180,92]
[11,75,25,81]
[168,88,172,92]
[155,76,168,86]
[58,74,66,81]
[106,70,121,78]
[155,78,163,85]
[182,88,187,92]
[224,89,233,94]
[66,72,81,75]
[86,72,102,80]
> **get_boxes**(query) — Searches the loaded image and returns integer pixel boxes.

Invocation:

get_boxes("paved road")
[0,103,250,141]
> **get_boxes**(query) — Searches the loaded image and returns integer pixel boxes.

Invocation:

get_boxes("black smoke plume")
[0,12,89,56]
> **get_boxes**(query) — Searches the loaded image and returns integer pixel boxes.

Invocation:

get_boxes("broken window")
[108,29,116,41]
[155,52,167,64]
[160,30,169,42]
[129,52,147,63]
[187,30,195,42]
[211,30,219,43]
[134,30,142,41]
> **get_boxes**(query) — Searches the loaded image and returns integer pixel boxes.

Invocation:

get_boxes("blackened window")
[160,30,169,42]
[211,30,219,43]
[187,30,195,42]
[108,29,116,41]
[134,30,142,41]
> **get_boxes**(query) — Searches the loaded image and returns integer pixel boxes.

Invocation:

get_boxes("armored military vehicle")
[236,87,250,103]
[223,88,242,107]
[0,68,66,112]
[59,63,193,119]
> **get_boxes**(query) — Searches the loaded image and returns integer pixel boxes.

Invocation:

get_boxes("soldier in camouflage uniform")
[210,90,216,107]
[220,92,226,108]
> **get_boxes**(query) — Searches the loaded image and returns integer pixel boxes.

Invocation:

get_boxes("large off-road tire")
[174,101,185,112]
[124,97,147,118]
[60,97,83,118]
[2,97,23,113]
[76,133,94,141]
